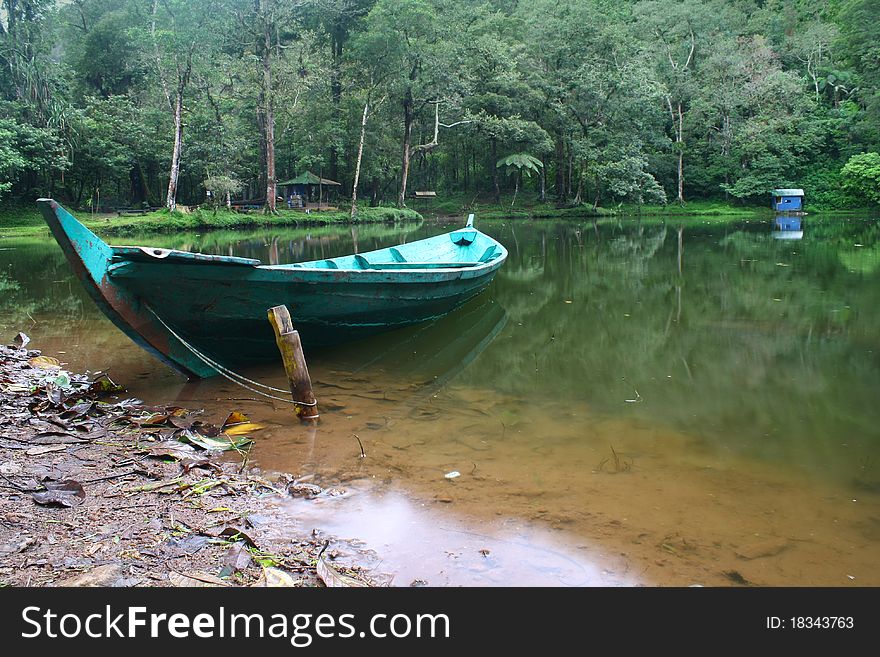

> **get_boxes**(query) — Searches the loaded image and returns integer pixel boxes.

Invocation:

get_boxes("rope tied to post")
[145,307,318,411]
[267,305,320,424]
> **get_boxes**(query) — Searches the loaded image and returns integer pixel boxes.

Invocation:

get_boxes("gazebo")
[278,172,342,208]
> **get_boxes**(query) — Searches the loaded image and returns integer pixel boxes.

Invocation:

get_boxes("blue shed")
[772,188,804,212]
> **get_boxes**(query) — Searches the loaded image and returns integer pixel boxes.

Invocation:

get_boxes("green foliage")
[496,153,543,177]
[0,114,69,199]
[840,152,880,205]
[0,0,878,216]
[203,175,244,208]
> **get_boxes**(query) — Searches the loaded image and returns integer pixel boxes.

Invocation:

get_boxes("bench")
[117,207,161,216]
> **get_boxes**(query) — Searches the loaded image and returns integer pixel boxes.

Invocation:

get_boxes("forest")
[1,0,879,213]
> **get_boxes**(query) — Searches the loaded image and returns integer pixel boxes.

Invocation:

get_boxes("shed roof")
[278,172,342,186]
[772,188,804,197]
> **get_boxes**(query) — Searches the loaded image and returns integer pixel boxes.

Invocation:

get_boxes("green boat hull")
[37,199,507,379]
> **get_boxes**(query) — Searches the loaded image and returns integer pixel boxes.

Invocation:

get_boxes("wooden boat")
[37,199,507,379]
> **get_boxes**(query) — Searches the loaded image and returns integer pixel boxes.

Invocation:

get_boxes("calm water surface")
[2,214,879,585]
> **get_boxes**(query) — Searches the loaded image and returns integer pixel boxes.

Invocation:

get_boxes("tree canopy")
[1,0,878,210]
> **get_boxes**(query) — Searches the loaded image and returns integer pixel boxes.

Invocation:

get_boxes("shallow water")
[2,214,879,586]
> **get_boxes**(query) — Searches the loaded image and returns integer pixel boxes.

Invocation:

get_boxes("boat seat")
[356,252,411,268]
[318,260,339,269]
[478,245,499,262]
[450,229,477,246]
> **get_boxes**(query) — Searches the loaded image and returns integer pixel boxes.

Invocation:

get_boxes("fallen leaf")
[255,566,299,587]
[188,420,221,437]
[168,571,228,587]
[317,545,368,588]
[222,422,266,436]
[46,388,64,405]
[32,479,86,507]
[88,375,125,396]
[138,413,173,426]
[216,527,258,548]
[223,541,253,573]
[60,401,93,419]
[164,534,210,556]
[222,411,249,427]
[26,445,68,456]
[179,429,252,452]
[56,564,124,587]
[180,458,220,474]
[1,383,31,393]
[147,440,198,461]
[0,537,36,555]
[32,431,86,444]
[29,356,62,370]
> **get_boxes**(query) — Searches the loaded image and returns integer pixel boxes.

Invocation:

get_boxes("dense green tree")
[841,152,880,204]
[838,0,880,147]
[1,0,878,210]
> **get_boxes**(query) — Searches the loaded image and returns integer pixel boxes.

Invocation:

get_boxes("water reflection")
[773,214,804,239]
[267,487,633,586]
[4,213,880,585]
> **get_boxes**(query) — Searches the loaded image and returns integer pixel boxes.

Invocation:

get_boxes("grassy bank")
[412,194,775,220]
[3,197,873,238]
[614,200,769,217]
[412,194,616,220]
[0,204,422,237]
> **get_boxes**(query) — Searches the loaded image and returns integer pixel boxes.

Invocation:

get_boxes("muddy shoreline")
[0,337,380,587]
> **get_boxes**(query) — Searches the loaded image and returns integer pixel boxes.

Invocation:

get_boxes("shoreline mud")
[0,337,380,587]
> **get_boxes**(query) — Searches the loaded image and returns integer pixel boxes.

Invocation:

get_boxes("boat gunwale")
[108,232,508,275]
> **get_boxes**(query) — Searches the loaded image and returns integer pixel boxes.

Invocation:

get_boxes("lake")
[2,213,879,586]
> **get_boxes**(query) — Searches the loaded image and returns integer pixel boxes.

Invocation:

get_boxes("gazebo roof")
[278,172,341,186]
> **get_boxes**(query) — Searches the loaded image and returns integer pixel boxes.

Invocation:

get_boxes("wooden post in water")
[268,305,319,424]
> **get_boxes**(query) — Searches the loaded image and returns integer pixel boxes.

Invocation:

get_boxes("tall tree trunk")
[265,101,276,212]
[261,8,276,214]
[329,33,343,183]
[573,169,583,205]
[398,88,414,208]
[351,100,369,220]
[676,102,684,205]
[567,148,573,199]
[166,90,183,212]
[539,156,546,202]
[397,100,417,207]
[491,139,500,203]
[555,137,566,202]
[667,98,685,205]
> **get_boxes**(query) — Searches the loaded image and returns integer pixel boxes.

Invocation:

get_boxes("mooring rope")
[146,307,318,407]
